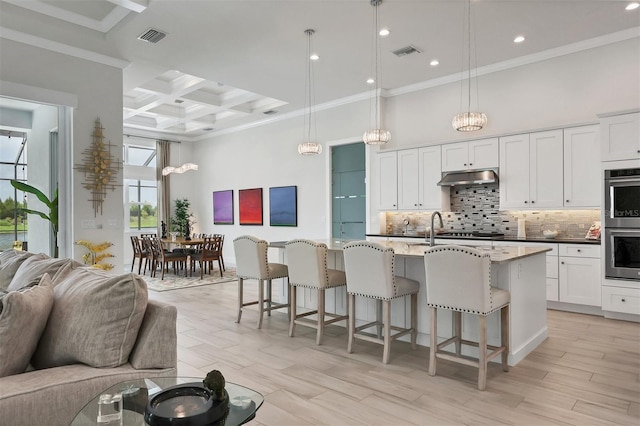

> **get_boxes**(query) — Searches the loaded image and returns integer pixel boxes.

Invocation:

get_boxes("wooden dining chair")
[191,236,223,279]
[213,234,226,271]
[130,236,148,274]
[149,237,189,279]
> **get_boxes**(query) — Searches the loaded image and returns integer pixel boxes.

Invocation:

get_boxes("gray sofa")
[0,250,177,426]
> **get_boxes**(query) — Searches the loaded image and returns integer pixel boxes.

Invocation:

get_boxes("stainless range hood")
[437,169,499,186]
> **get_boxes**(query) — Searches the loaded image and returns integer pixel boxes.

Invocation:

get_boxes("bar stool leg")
[289,285,297,337]
[316,288,325,345]
[478,315,488,391]
[236,278,244,323]
[501,304,510,372]
[258,279,265,329]
[454,311,462,356]
[429,306,437,376]
[411,293,418,350]
[347,294,356,354]
[376,299,383,339]
[382,300,391,364]
[266,279,272,317]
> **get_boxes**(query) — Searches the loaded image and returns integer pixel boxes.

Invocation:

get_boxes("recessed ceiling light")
[310,53,319,61]
[626,2,639,10]
[203,127,214,131]
[430,59,439,66]
[514,35,525,43]
[366,78,375,84]
[379,28,390,37]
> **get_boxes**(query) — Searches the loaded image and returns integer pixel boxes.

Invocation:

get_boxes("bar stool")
[233,235,289,329]
[285,239,348,345]
[424,245,510,391]
[342,241,419,364]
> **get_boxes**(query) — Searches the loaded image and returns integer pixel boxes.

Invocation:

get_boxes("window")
[0,133,28,250]
[123,141,157,231]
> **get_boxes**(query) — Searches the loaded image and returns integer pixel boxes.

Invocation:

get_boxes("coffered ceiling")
[1,0,638,141]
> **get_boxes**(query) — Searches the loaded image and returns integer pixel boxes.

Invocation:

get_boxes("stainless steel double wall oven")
[604,168,640,281]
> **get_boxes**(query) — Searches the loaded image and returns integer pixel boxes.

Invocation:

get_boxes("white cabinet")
[600,112,640,162]
[602,285,640,315]
[376,151,398,210]
[393,146,447,211]
[558,244,601,307]
[441,138,498,172]
[499,130,563,209]
[563,125,600,207]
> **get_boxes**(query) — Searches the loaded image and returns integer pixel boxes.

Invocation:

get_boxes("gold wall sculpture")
[75,118,120,216]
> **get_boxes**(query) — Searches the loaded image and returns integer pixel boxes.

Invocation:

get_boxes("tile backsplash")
[384,183,600,239]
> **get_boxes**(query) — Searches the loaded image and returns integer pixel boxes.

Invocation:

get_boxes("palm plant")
[10,180,58,257]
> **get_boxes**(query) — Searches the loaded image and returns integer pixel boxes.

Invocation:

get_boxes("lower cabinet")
[558,244,601,306]
[602,285,640,315]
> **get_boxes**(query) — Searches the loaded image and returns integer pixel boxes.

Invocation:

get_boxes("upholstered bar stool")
[342,241,419,364]
[233,235,290,329]
[424,245,510,391]
[285,239,348,345]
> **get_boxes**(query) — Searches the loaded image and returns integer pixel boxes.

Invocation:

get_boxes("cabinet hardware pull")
[566,200,569,203]
[561,261,565,264]
[464,163,467,166]
[531,200,535,204]
[577,249,581,252]
[621,298,626,302]
[469,163,473,166]
[524,201,528,204]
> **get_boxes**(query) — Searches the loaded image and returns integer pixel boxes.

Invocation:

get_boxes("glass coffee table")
[71,377,263,425]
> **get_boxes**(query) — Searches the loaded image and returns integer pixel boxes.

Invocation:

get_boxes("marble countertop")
[270,239,551,264]
[366,233,601,245]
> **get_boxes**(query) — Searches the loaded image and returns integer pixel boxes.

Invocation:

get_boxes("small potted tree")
[171,199,195,240]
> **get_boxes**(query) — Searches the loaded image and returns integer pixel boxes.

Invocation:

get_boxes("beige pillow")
[0,251,35,291]
[0,249,20,267]
[32,269,148,369]
[7,256,71,292]
[0,274,54,377]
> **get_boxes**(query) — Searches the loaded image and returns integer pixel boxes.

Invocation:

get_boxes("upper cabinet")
[397,146,447,210]
[441,138,498,172]
[500,130,564,209]
[376,151,398,210]
[600,112,640,162]
[563,125,600,207]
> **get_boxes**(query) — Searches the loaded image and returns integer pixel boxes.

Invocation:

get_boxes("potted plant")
[171,199,195,240]
[10,180,58,257]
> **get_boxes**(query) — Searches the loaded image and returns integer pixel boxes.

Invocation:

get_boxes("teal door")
[332,143,366,240]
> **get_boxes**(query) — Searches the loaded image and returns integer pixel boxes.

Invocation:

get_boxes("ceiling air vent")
[263,110,278,115]
[392,45,422,57]
[137,28,167,44]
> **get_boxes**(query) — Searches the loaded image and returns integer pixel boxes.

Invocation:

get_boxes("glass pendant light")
[298,29,322,155]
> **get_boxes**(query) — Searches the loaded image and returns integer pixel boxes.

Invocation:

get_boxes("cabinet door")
[530,130,564,208]
[563,125,600,207]
[468,138,499,169]
[600,112,640,162]
[397,149,420,210]
[499,134,530,209]
[418,145,447,210]
[559,256,602,306]
[441,142,468,172]
[376,151,398,210]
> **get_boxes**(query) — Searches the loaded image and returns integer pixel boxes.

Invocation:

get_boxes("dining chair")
[285,239,348,345]
[233,235,289,329]
[342,241,419,364]
[213,234,226,271]
[191,236,224,279]
[130,236,147,274]
[424,245,510,391]
[150,237,189,279]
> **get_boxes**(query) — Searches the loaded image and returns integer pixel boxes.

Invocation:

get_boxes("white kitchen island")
[270,240,550,366]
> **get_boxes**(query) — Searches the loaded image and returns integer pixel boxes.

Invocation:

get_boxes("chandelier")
[298,29,322,155]
[162,100,199,175]
[452,0,487,132]
[363,0,390,145]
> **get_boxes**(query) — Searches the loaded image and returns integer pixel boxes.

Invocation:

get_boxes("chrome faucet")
[429,211,443,246]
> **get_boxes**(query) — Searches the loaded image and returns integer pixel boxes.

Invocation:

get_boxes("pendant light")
[298,29,322,155]
[363,0,391,145]
[452,0,487,132]
[162,100,199,175]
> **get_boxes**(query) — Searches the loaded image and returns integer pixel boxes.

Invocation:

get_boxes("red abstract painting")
[239,188,263,225]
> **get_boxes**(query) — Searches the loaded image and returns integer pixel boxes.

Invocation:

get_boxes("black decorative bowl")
[144,382,229,426]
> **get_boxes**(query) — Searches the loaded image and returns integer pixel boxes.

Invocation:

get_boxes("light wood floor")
[149,280,640,426]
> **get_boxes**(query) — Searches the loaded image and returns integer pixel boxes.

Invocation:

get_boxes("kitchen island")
[270,240,551,366]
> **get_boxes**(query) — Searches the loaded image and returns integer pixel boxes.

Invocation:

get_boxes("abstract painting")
[239,188,263,225]
[213,190,234,224]
[269,186,297,227]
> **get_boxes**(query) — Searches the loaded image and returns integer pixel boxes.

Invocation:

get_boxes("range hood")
[437,169,499,186]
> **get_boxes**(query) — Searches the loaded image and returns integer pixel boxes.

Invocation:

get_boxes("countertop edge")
[366,233,601,245]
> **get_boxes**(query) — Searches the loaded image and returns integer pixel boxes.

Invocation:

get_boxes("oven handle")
[607,177,640,184]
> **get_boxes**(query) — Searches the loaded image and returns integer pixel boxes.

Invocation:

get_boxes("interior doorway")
[331,142,366,240]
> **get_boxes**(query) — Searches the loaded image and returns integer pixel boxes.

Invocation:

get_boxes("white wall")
[0,39,125,269]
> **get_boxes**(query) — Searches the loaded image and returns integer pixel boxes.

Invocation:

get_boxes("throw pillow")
[0,274,54,377]
[0,249,20,267]
[7,256,70,292]
[32,268,148,369]
[0,251,35,291]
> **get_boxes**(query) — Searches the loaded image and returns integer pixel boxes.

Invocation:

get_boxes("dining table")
[161,237,204,250]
